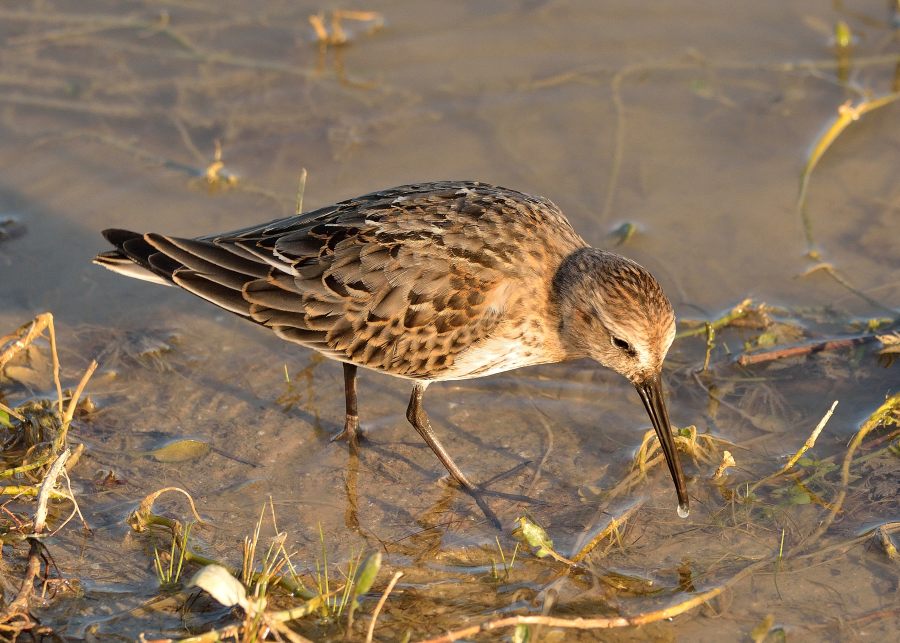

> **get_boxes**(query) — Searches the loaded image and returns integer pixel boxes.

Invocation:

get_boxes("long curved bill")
[635,373,690,517]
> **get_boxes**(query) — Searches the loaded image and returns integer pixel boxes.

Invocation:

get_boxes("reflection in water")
[343,441,360,532]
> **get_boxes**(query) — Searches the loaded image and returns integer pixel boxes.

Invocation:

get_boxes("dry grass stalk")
[0,450,71,627]
[570,503,642,564]
[749,400,837,492]
[366,571,403,643]
[0,313,98,636]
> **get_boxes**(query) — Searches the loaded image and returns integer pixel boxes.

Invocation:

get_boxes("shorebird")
[94,181,689,519]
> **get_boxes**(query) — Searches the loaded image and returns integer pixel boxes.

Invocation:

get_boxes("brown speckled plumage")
[95,180,689,522]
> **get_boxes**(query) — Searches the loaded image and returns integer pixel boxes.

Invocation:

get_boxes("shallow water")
[1,1,898,641]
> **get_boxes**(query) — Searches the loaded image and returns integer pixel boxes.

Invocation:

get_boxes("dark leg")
[406,382,476,491]
[332,363,361,445]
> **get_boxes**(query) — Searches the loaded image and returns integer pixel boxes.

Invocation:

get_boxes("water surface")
[0,1,898,640]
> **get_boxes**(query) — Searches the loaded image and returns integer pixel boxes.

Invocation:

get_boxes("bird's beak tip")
[633,374,690,518]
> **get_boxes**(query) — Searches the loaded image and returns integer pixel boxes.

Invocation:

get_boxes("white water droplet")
[677,503,690,519]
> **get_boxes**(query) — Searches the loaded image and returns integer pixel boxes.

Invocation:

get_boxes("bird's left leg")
[331,363,362,445]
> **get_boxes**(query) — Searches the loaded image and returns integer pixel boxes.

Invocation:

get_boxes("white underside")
[437,335,549,381]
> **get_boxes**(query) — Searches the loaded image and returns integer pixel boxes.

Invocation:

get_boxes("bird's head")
[552,247,688,517]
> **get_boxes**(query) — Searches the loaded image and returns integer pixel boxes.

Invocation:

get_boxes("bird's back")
[95,181,587,379]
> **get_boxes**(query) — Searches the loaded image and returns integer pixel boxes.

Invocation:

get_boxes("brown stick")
[735,335,879,367]
[0,312,52,371]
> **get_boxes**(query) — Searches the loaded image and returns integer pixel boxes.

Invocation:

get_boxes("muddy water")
[1,1,898,640]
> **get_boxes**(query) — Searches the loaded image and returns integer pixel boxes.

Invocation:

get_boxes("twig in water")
[676,298,754,339]
[799,263,896,313]
[702,322,715,372]
[0,400,25,422]
[750,400,837,493]
[691,370,776,433]
[54,360,98,452]
[736,334,880,367]
[600,63,634,223]
[0,313,50,370]
[570,502,642,564]
[0,314,63,418]
[415,548,778,643]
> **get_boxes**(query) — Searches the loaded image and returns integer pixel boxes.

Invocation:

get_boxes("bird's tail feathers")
[92,229,174,286]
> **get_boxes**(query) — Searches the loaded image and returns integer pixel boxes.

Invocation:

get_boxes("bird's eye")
[612,337,631,351]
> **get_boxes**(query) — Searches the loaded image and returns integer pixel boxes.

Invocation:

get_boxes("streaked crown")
[551,248,676,383]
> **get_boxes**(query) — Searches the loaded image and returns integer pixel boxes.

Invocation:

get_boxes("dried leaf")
[147,438,210,463]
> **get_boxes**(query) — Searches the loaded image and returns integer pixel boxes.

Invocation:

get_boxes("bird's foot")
[331,414,365,446]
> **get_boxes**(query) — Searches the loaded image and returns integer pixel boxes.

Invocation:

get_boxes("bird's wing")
[99,182,568,377]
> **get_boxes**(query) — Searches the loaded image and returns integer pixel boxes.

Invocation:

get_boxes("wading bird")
[95,181,689,522]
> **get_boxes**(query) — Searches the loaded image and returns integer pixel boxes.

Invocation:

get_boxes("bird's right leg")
[331,363,362,446]
[406,382,500,528]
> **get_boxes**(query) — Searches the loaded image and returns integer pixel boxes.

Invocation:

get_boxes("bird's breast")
[432,316,564,381]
